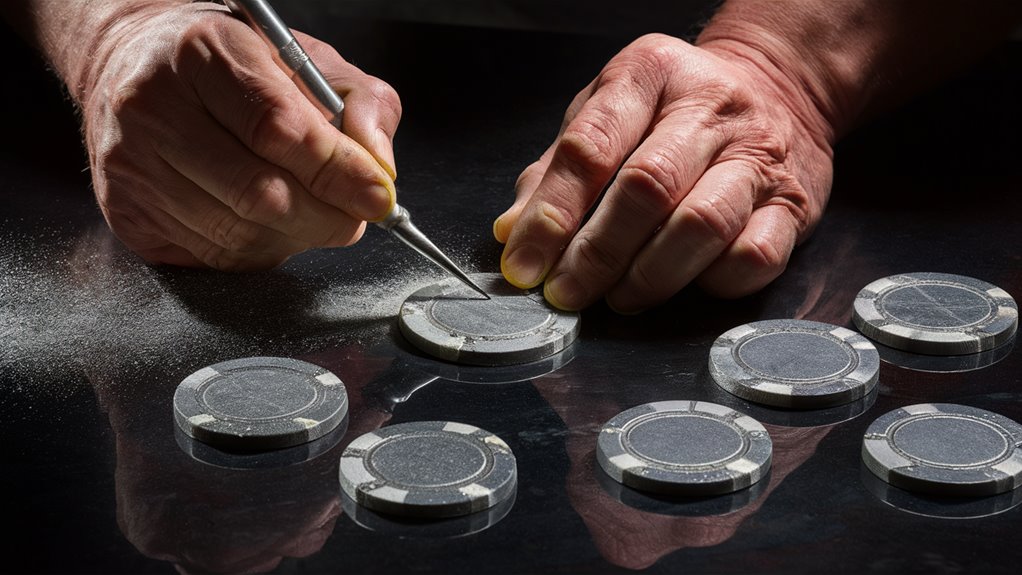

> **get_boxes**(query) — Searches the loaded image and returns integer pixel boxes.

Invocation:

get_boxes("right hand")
[493,34,835,312]
[80,2,401,270]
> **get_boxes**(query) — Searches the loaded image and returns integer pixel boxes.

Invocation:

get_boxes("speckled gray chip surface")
[862,403,1022,497]
[173,356,348,451]
[709,319,880,409]
[398,273,580,366]
[853,272,1018,355]
[339,421,518,518]
[596,400,772,496]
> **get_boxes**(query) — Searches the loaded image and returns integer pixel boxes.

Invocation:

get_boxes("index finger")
[500,67,662,289]
[185,16,395,221]
[300,31,402,180]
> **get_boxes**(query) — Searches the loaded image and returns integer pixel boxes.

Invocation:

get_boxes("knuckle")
[228,168,293,226]
[634,38,682,76]
[622,33,681,70]
[364,77,402,118]
[616,157,683,218]
[700,78,749,117]
[743,234,788,273]
[177,17,216,61]
[558,117,620,184]
[515,160,546,192]
[764,175,814,235]
[243,92,305,155]
[535,200,578,238]
[573,233,624,282]
[208,212,264,254]
[678,194,745,246]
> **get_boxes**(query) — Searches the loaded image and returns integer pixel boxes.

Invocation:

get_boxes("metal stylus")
[225,0,490,299]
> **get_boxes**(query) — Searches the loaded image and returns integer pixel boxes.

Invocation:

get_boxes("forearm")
[1,0,187,105]
[697,0,1022,141]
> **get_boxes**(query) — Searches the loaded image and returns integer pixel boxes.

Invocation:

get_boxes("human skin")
[495,0,1022,313]
[2,0,402,270]
[5,1,1020,286]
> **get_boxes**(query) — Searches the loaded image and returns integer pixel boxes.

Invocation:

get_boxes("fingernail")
[361,180,396,222]
[493,211,514,243]
[501,245,546,288]
[544,273,587,311]
[374,128,398,179]
[379,159,397,180]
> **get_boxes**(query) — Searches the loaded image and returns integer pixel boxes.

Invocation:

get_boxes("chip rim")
[173,356,348,451]
[862,403,1022,497]
[852,272,1019,355]
[398,273,580,366]
[340,486,517,538]
[708,319,880,409]
[596,400,772,496]
[339,421,518,518]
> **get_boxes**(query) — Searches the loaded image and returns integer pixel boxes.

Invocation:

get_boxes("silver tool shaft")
[225,0,490,299]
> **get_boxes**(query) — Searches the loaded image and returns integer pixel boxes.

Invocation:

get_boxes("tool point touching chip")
[399,272,579,366]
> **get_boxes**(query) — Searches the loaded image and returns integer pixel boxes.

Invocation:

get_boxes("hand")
[494,33,834,312]
[80,2,401,270]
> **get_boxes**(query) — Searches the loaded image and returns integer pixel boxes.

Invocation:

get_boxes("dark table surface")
[3,10,1022,575]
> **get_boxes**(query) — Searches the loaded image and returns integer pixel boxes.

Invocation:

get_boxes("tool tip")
[462,278,490,300]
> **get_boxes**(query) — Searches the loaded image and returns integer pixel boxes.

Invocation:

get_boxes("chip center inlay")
[430,296,552,337]
[369,434,489,487]
[201,367,318,420]
[627,414,744,467]
[738,331,852,381]
[892,415,1010,467]
[882,284,993,328]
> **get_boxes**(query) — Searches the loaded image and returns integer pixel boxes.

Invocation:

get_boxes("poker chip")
[339,421,517,518]
[596,401,772,496]
[862,403,1022,497]
[173,357,348,451]
[853,272,1018,355]
[398,272,580,366]
[709,319,880,409]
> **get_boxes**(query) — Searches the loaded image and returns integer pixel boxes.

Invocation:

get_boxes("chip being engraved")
[399,273,580,365]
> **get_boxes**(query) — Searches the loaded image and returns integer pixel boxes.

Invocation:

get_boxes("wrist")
[698,30,841,150]
[23,0,192,107]
[696,3,880,144]
[80,1,198,109]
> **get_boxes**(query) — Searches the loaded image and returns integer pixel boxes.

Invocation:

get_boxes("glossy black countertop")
[3,12,1022,575]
